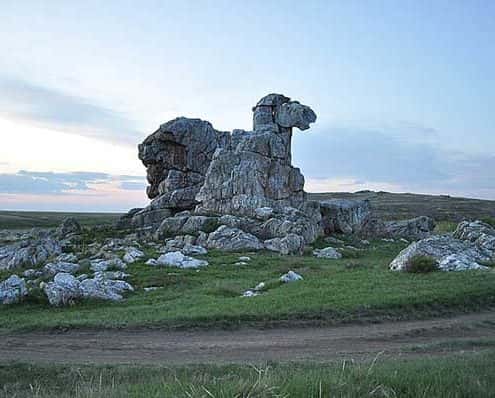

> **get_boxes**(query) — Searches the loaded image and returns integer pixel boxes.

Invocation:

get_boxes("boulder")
[43,272,134,306]
[56,217,82,237]
[389,220,495,272]
[0,237,62,270]
[206,226,263,251]
[89,258,127,272]
[43,273,82,306]
[43,261,81,276]
[155,251,208,269]
[0,275,27,305]
[319,199,371,234]
[264,233,305,255]
[313,247,342,259]
[362,216,435,240]
[280,270,303,283]
[122,247,145,263]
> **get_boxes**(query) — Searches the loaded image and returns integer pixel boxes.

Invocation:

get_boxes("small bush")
[405,255,439,273]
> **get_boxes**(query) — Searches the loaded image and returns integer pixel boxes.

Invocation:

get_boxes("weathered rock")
[43,272,134,306]
[280,270,303,283]
[197,94,316,218]
[155,251,208,269]
[80,278,134,301]
[43,261,81,276]
[313,247,342,259]
[0,275,28,304]
[362,216,435,240]
[89,258,127,272]
[319,199,371,235]
[0,237,62,270]
[43,273,81,306]
[122,247,145,264]
[264,233,305,255]
[206,226,263,251]
[155,215,218,238]
[56,217,82,237]
[389,221,495,272]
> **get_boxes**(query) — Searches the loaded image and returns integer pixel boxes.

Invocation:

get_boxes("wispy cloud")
[0,77,142,145]
[0,170,146,195]
[295,125,495,200]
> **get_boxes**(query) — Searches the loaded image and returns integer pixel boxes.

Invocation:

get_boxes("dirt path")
[2,312,495,365]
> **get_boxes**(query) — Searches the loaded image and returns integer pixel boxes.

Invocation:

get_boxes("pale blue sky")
[0,0,494,210]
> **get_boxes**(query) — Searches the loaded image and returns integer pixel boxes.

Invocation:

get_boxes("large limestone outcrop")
[130,118,230,227]
[122,94,320,244]
[196,94,316,217]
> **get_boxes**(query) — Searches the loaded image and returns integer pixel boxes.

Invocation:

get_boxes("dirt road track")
[1,312,494,365]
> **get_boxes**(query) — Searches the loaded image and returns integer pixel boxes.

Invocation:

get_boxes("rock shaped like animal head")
[252,93,316,131]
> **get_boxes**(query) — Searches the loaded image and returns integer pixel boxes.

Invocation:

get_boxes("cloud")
[0,77,142,145]
[0,170,146,195]
[293,125,495,199]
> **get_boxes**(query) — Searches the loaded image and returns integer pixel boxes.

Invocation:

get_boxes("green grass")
[2,239,495,332]
[0,211,122,230]
[1,351,495,397]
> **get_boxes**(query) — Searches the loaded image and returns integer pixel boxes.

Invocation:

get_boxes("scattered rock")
[90,258,127,272]
[207,226,263,251]
[238,256,251,262]
[0,236,62,270]
[155,251,208,269]
[390,221,495,272]
[123,247,145,263]
[43,261,81,276]
[43,272,134,306]
[264,233,305,255]
[43,273,82,306]
[313,247,342,259]
[324,236,345,245]
[280,270,303,283]
[0,275,27,304]
[56,217,82,237]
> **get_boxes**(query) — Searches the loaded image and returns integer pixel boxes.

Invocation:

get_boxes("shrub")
[405,255,439,273]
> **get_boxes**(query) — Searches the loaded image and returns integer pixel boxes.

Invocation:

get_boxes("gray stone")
[122,247,145,263]
[80,278,134,301]
[362,216,435,240]
[280,270,303,283]
[0,237,62,270]
[389,221,495,272]
[43,273,81,306]
[43,261,81,276]
[0,275,27,305]
[319,199,371,235]
[264,233,305,255]
[313,247,342,259]
[155,251,208,269]
[89,258,127,272]
[56,217,82,237]
[206,226,263,251]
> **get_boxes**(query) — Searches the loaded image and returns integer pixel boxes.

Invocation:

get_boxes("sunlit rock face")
[196,94,317,218]
[128,94,317,229]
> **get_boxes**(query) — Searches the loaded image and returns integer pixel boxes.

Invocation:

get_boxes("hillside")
[308,191,495,222]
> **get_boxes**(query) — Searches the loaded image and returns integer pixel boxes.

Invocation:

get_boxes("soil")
[1,311,494,365]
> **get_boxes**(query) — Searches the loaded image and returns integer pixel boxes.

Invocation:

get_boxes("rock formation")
[390,220,495,271]
[120,93,322,248]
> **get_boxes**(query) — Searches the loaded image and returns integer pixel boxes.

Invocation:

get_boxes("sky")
[0,0,494,211]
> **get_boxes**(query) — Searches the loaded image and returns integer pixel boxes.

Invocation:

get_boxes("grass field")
[1,236,494,332]
[0,211,122,230]
[1,351,494,397]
